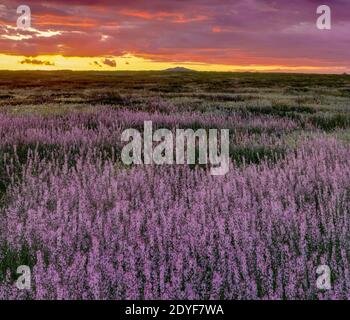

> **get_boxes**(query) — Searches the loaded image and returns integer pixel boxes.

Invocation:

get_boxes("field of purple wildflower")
[1,71,350,299]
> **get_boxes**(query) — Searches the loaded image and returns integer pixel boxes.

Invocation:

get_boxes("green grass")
[229,145,286,165]
[309,113,350,131]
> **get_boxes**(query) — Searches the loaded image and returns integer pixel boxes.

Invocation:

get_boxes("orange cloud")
[212,27,222,33]
[33,14,98,28]
[120,10,207,23]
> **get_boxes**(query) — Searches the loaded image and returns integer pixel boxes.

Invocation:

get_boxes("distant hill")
[163,67,195,72]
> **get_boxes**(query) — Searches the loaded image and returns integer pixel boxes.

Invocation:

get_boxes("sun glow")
[0,53,343,73]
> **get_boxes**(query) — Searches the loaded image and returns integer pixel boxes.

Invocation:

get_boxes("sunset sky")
[0,0,349,73]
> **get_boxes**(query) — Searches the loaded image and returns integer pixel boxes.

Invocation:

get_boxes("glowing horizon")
[1,53,347,74]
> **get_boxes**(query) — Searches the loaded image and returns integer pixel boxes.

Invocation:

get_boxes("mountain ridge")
[163,67,195,72]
